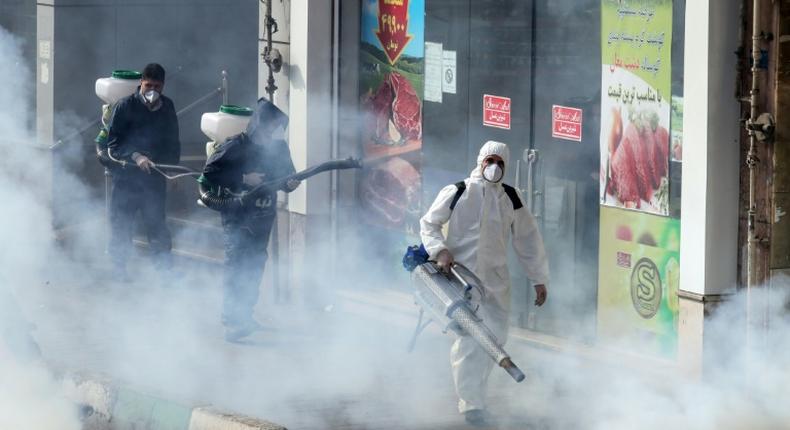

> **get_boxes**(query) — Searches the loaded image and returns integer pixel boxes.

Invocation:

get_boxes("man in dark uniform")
[104,63,180,280]
[198,98,299,341]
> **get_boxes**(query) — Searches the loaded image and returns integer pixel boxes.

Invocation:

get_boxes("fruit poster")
[359,0,425,232]
[597,206,679,358]
[600,0,672,215]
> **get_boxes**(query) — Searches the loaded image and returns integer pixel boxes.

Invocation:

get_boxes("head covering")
[471,140,509,180]
[246,97,289,145]
[247,98,295,181]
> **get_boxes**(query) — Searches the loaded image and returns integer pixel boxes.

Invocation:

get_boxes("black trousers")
[109,174,172,267]
[221,209,275,327]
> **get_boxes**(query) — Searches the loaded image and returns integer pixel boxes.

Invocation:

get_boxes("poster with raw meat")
[600,0,672,215]
[359,0,425,231]
[597,206,679,358]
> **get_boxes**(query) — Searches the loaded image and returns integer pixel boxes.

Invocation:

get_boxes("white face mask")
[144,90,160,104]
[483,163,504,183]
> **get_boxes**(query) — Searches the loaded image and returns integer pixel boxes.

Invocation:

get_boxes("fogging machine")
[403,245,526,382]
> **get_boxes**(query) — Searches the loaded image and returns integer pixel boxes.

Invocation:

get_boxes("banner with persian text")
[599,0,672,216]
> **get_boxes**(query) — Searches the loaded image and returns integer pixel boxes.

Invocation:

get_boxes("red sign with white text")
[483,94,511,130]
[552,105,583,141]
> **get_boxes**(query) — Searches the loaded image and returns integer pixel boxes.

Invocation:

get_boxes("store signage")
[616,251,631,269]
[552,105,583,142]
[630,257,662,319]
[376,0,413,64]
[599,0,672,215]
[597,206,680,358]
[483,94,511,130]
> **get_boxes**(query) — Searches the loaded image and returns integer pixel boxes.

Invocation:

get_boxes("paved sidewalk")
[14,255,675,429]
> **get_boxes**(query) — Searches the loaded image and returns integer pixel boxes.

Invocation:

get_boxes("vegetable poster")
[359,0,425,231]
[600,0,672,215]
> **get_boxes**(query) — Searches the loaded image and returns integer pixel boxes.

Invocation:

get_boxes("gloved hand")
[243,173,265,186]
[284,179,301,192]
[436,249,454,273]
[132,153,154,174]
[533,284,547,306]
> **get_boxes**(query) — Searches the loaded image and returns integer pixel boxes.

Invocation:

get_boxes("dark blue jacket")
[201,98,295,195]
[106,90,180,175]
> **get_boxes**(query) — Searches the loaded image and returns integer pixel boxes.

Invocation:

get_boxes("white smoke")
[3,5,790,430]
[0,25,81,430]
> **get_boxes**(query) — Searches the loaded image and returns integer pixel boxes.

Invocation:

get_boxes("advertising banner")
[359,0,425,231]
[597,206,679,358]
[599,0,673,215]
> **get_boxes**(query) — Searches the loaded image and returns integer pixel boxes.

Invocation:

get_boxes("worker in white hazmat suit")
[420,140,549,426]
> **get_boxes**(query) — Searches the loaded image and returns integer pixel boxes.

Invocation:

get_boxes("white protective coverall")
[420,141,549,413]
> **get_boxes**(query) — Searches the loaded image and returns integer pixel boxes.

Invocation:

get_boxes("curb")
[63,372,287,430]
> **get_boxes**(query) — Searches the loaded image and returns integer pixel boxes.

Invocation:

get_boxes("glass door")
[423,0,601,343]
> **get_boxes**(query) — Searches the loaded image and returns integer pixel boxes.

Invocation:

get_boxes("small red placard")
[616,251,632,269]
[483,94,511,130]
[552,105,583,142]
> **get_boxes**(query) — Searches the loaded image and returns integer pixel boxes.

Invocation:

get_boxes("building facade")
[4,0,785,375]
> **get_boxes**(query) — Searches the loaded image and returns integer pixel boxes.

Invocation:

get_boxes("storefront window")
[357,0,685,355]
[419,0,602,342]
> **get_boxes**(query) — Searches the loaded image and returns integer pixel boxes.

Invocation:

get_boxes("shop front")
[354,0,685,360]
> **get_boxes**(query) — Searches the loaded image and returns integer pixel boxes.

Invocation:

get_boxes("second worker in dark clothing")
[104,63,180,280]
[198,98,299,342]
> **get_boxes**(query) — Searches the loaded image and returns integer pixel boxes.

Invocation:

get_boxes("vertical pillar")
[677,0,741,375]
[36,2,55,210]
[280,0,334,306]
[288,0,332,217]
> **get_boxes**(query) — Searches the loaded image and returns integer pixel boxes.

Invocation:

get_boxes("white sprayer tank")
[94,70,141,144]
[95,70,141,105]
[201,105,253,157]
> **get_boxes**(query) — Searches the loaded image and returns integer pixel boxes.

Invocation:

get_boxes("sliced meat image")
[632,123,657,200]
[362,72,422,145]
[360,157,421,227]
[388,73,422,141]
[607,112,670,209]
[652,124,670,183]
[609,130,641,206]
[368,78,394,141]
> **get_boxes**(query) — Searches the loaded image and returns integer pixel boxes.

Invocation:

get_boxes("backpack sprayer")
[403,245,526,382]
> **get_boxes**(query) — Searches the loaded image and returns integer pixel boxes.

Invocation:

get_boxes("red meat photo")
[359,157,421,227]
[362,72,422,147]
[605,109,670,211]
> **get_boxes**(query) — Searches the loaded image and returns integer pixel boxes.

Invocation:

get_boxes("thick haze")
[0,25,81,430]
[2,2,790,429]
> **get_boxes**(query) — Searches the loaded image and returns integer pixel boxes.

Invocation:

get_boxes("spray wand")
[197,157,363,211]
